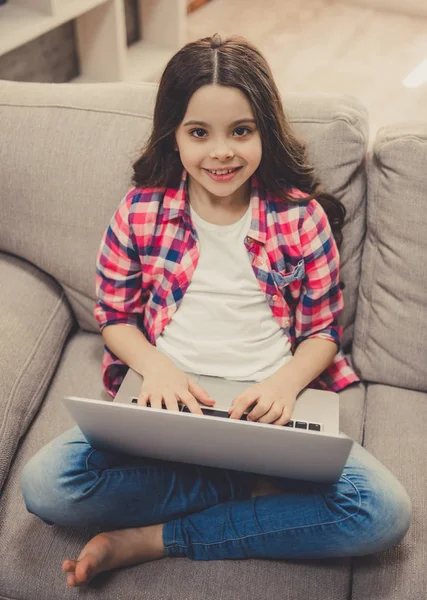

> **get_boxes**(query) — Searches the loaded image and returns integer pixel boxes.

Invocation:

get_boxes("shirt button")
[272,294,279,302]
[284,318,290,327]
[255,257,264,267]
[246,236,254,244]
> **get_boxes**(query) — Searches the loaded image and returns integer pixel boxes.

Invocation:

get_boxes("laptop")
[63,367,354,484]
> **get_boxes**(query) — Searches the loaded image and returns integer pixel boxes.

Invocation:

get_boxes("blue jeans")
[20,425,411,561]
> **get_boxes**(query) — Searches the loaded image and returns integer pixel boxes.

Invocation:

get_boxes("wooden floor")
[185,0,427,148]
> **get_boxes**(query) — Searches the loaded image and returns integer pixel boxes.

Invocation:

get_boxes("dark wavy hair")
[132,34,346,251]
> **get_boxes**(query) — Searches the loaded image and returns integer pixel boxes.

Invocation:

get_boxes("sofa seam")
[0,289,71,445]
[291,115,367,142]
[360,383,368,448]
[22,315,71,427]
[0,102,154,120]
[348,560,354,600]
[358,153,380,372]
[342,152,368,348]
[374,134,427,149]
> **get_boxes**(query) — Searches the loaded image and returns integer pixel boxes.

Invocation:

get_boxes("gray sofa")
[0,79,425,600]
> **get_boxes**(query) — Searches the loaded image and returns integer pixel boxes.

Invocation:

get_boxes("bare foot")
[251,475,283,498]
[61,523,166,587]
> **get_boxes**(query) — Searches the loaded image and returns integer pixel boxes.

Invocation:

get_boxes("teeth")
[208,168,238,175]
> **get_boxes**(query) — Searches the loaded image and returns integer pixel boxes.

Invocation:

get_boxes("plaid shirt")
[94,168,361,397]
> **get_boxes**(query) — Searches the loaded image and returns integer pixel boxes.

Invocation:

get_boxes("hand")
[228,373,298,425]
[137,353,216,415]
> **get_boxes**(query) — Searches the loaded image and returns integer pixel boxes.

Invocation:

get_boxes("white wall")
[342,0,427,17]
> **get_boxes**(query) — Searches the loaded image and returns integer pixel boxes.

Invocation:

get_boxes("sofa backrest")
[0,81,368,348]
[352,124,427,392]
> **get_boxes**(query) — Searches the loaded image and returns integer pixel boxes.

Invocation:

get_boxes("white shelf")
[72,39,175,83]
[0,0,186,83]
[55,0,110,21]
[126,40,175,82]
[0,0,109,56]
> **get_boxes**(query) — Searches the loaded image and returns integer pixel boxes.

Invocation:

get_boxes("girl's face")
[174,85,262,202]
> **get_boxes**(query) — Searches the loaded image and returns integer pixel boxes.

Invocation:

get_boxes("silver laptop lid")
[62,394,352,484]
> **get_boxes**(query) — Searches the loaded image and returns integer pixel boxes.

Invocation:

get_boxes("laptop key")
[142,400,168,408]
[284,420,294,427]
[309,423,321,432]
[295,421,308,429]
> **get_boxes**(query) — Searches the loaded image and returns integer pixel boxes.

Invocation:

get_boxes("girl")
[21,34,411,588]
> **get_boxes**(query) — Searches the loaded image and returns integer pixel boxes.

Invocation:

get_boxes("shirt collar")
[162,168,267,245]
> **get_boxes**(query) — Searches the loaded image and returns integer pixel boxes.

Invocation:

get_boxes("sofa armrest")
[0,253,76,491]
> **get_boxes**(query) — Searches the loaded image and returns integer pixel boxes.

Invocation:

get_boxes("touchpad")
[198,375,255,406]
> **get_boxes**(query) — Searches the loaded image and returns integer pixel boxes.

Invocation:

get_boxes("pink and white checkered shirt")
[94,168,361,397]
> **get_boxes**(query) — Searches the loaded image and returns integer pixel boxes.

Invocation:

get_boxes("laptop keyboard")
[130,398,323,432]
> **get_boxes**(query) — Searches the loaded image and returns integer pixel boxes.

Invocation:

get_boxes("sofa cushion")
[0,80,158,334]
[0,329,366,599]
[352,125,427,391]
[0,253,75,492]
[0,80,368,354]
[351,384,425,600]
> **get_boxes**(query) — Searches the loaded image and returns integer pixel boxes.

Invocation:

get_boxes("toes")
[62,559,76,572]
[75,560,96,586]
[63,559,95,587]
[66,573,77,587]
[65,564,93,587]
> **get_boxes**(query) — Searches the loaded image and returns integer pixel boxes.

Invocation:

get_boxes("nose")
[209,141,234,161]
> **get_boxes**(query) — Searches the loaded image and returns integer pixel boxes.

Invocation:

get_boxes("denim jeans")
[20,425,412,561]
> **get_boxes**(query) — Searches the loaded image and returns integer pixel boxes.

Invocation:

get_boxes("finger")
[149,393,164,410]
[257,404,284,424]
[181,391,204,415]
[163,393,180,412]
[188,379,216,406]
[272,407,292,426]
[137,390,149,406]
[228,392,244,411]
[229,393,259,420]
[247,400,274,422]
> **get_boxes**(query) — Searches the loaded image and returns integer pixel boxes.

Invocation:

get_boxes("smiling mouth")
[203,167,242,175]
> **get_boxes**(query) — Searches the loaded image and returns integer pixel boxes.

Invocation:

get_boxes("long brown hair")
[132,34,346,250]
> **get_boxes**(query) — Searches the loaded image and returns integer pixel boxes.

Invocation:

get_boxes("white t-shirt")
[156,198,293,381]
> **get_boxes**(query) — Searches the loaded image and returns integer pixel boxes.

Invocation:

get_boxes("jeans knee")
[381,480,412,546]
[21,453,55,518]
[20,448,86,526]
[354,473,412,555]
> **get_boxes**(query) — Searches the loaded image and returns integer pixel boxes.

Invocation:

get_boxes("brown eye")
[234,127,251,136]
[190,129,207,138]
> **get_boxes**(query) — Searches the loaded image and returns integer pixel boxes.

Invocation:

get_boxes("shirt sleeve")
[94,189,145,331]
[294,198,343,351]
